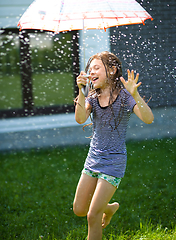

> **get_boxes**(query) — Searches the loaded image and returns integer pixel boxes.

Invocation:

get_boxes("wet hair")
[85,51,124,101]
[84,51,125,132]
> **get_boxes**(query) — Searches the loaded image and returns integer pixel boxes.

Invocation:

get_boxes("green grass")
[0,31,74,110]
[0,138,176,239]
[0,72,74,110]
[33,72,74,107]
[0,73,22,109]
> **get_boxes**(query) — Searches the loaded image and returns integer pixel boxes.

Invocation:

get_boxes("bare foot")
[102,202,119,229]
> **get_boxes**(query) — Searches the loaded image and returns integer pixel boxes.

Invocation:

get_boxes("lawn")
[0,72,75,110]
[0,138,176,239]
[0,31,75,111]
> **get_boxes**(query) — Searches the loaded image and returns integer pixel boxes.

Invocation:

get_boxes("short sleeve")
[85,97,93,107]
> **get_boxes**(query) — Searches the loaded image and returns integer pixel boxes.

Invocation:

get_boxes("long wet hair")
[83,51,125,132]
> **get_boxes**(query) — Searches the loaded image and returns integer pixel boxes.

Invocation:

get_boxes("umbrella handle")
[83,19,86,70]
[81,84,89,97]
[81,74,90,97]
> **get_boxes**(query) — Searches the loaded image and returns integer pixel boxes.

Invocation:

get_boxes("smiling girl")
[73,51,154,240]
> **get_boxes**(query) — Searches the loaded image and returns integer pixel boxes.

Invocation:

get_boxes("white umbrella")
[18,0,153,32]
[18,0,153,95]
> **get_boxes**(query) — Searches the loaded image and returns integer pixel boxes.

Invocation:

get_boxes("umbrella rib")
[105,1,120,26]
[56,0,65,33]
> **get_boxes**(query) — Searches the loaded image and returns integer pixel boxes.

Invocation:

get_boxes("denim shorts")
[82,168,121,188]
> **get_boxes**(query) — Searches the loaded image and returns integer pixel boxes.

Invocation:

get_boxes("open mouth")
[92,77,98,82]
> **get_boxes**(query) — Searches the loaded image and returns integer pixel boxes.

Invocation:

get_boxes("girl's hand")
[120,69,141,97]
[76,71,89,90]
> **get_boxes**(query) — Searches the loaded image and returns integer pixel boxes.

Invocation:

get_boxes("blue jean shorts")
[82,168,121,188]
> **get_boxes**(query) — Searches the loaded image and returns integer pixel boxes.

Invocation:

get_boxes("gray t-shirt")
[84,89,136,178]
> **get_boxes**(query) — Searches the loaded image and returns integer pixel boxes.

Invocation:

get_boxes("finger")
[127,69,131,80]
[135,73,139,83]
[77,76,87,88]
[120,76,126,85]
[136,81,142,88]
[131,70,134,80]
[80,71,86,75]
[79,78,87,86]
[78,73,87,81]
[80,71,90,80]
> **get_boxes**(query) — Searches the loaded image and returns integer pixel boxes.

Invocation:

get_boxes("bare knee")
[87,210,102,226]
[73,201,88,217]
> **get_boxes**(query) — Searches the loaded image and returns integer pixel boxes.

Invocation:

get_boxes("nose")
[90,69,95,75]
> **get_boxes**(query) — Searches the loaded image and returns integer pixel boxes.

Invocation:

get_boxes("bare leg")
[87,178,117,240]
[102,202,119,229]
[73,173,98,217]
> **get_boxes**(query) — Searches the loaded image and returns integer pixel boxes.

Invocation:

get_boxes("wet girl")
[73,51,154,240]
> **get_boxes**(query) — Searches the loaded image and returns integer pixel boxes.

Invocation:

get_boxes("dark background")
[111,0,176,108]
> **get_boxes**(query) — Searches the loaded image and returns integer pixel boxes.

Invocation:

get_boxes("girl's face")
[89,58,108,90]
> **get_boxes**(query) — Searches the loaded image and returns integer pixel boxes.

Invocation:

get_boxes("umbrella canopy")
[18,0,153,96]
[18,0,153,33]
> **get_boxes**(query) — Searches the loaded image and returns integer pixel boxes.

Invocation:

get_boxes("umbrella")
[18,0,153,32]
[18,0,153,95]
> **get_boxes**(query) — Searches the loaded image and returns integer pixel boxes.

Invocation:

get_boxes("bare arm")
[120,70,154,124]
[75,71,92,124]
[132,92,154,124]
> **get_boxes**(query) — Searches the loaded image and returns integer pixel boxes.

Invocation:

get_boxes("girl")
[73,51,154,240]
